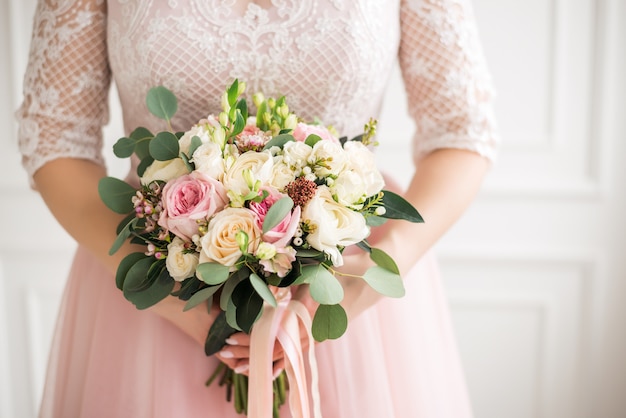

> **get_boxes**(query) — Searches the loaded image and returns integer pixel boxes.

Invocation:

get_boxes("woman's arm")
[34,158,217,346]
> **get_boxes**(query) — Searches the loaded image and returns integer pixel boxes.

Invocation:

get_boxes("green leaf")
[306,264,344,305]
[262,134,295,150]
[227,79,239,107]
[126,268,175,310]
[183,285,221,312]
[220,268,249,310]
[262,196,294,233]
[380,190,424,223]
[115,252,147,291]
[304,134,322,147]
[312,304,348,342]
[196,262,231,285]
[362,266,405,298]
[113,137,136,158]
[295,249,325,260]
[236,99,248,121]
[146,86,178,121]
[365,215,388,227]
[205,311,238,356]
[171,276,204,300]
[129,127,154,160]
[232,280,264,334]
[109,216,135,255]
[149,131,180,161]
[225,298,241,331]
[231,109,245,137]
[122,257,155,293]
[98,177,136,214]
[355,240,371,253]
[137,156,154,177]
[188,135,203,157]
[249,273,277,307]
[370,248,400,275]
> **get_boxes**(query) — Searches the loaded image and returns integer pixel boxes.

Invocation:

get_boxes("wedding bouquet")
[99,80,422,417]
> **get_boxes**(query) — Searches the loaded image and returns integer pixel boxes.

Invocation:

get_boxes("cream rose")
[343,141,385,196]
[178,124,212,155]
[282,141,313,170]
[192,142,225,180]
[199,207,261,269]
[140,158,189,185]
[223,150,274,196]
[302,186,370,266]
[165,237,199,281]
[330,170,368,208]
[308,140,347,178]
[269,155,297,190]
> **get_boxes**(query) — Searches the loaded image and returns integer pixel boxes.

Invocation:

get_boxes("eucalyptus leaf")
[277,260,301,288]
[130,127,153,160]
[220,268,249,310]
[196,262,231,285]
[304,134,322,147]
[365,215,388,227]
[262,196,294,233]
[109,216,135,255]
[126,268,175,310]
[306,264,344,305]
[183,285,221,312]
[370,248,400,274]
[379,190,424,223]
[312,304,348,342]
[98,177,136,214]
[113,137,136,158]
[356,240,371,254]
[362,266,405,298]
[171,276,205,300]
[180,152,194,172]
[249,273,277,307]
[115,252,147,291]
[149,131,180,161]
[225,298,242,331]
[205,311,238,356]
[146,86,178,121]
[188,135,203,157]
[123,257,156,293]
[262,134,295,150]
[295,249,325,259]
[137,156,154,177]
[232,280,264,333]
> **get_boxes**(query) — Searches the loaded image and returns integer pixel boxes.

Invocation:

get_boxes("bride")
[18,0,497,417]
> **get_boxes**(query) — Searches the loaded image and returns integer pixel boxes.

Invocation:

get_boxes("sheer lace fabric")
[17,0,498,183]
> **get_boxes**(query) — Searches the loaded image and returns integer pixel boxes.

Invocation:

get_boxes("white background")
[1,0,625,417]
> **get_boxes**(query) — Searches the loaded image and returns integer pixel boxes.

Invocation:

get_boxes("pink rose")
[158,172,228,241]
[292,122,339,144]
[249,187,301,248]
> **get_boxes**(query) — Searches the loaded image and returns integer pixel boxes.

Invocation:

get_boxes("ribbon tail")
[277,311,310,418]
[248,304,284,418]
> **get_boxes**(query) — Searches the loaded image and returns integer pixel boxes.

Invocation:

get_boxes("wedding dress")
[17,1,498,417]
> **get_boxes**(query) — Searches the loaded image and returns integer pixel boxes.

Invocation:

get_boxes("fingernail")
[220,351,234,358]
[225,338,238,345]
[234,364,249,374]
[273,368,283,379]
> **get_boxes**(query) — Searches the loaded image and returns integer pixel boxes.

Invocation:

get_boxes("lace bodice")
[17,0,498,183]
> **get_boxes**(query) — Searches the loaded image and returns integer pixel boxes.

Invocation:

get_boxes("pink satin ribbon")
[248,289,322,418]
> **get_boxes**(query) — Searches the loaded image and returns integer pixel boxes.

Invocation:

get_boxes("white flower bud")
[256,242,277,260]
[375,206,386,216]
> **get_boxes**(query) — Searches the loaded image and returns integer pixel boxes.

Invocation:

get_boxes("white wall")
[1,0,625,417]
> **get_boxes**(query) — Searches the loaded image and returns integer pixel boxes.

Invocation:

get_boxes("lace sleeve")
[399,0,498,161]
[16,0,111,185]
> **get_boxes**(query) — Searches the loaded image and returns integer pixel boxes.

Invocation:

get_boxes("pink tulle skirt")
[39,246,472,418]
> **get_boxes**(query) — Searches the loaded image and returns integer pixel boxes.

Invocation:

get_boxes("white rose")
[330,170,368,208]
[192,142,225,180]
[269,155,297,190]
[178,124,212,155]
[199,207,261,269]
[223,150,274,196]
[343,141,385,196]
[302,186,370,266]
[308,140,347,178]
[140,158,189,185]
[166,237,199,281]
[282,141,313,170]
